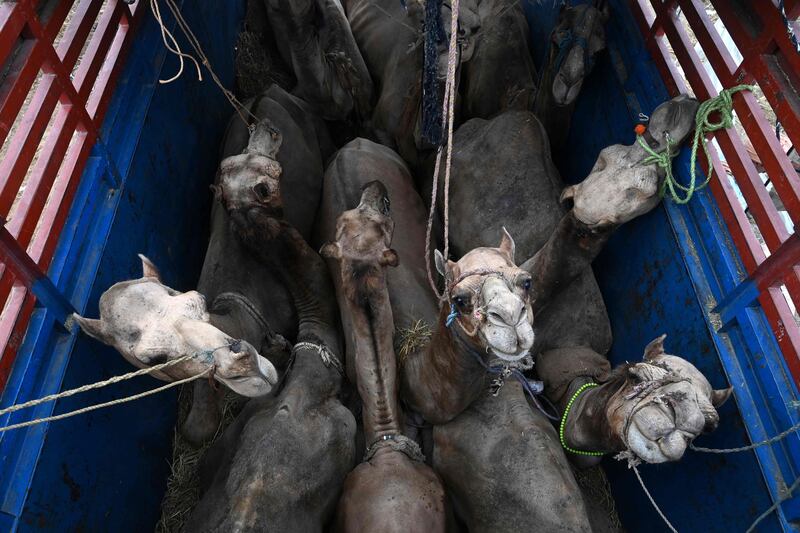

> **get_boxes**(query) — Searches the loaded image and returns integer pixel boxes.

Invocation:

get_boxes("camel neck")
[533,55,574,156]
[229,210,343,365]
[342,261,403,443]
[402,305,488,424]
[522,211,613,315]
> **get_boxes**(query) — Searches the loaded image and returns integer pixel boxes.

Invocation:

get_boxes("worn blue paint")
[0,0,246,531]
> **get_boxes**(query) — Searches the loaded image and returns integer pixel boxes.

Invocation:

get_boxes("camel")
[322,181,446,532]
[71,255,279,398]
[534,0,610,156]
[343,0,480,164]
[344,0,605,167]
[186,203,356,532]
[183,85,335,444]
[316,138,493,424]
[263,0,373,121]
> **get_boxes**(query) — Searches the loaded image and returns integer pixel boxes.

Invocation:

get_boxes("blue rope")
[449,324,559,421]
[445,304,459,327]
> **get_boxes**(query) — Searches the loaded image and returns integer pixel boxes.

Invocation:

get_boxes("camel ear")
[643,334,667,361]
[381,249,399,268]
[210,184,222,201]
[319,242,342,260]
[434,249,448,277]
[138,254,161,281]
[711,387,733,408]
[73,314,110,344]
[560,185,576,206]
[499,227,516,263]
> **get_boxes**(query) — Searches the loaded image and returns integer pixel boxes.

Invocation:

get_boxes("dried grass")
[575,465,625,533]
[155,386,244,533]
[395,320,433,364]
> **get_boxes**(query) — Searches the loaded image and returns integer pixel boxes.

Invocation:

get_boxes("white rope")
[0,368,211,433]
[616,451,679,533]
[690,419,800,454]
[149,0,202,84]
[425,0,461,300]
[745,476,800,533]
[149,0,258,129]
[0,354,194,417]
[293,341,344,375]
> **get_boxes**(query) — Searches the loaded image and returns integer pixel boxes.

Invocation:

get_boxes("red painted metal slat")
[0,289,35,392]
[761,288,800,387]
[677,0,739,78]
[0,74,61,217]
[0,4,26,75]
[88,13,129,119]
[8,106,78,247]
[30,129,93,267]
[661,7,790,254]
[74,2,123,99]
[40,0,76,43]
[56,0,102,70]
[0,37,43,149]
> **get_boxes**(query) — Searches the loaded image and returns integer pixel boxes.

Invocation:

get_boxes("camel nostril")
[253,182,270,201]
[488,311,505,323]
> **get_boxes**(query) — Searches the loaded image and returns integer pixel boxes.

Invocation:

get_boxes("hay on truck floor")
[156,385,245,533]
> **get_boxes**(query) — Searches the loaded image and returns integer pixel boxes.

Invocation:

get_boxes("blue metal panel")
[521,0,799,530]
[0,1,246,530]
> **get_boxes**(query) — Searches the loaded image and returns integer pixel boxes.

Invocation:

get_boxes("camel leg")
[181,379,225,446]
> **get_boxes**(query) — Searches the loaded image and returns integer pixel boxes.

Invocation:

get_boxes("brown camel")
[186,204,356,532]
[322,181,446,532]
[533,0,609,155]
[184,85,336,444]
[263,0,373,120]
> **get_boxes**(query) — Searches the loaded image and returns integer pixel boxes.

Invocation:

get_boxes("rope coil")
[639,84,754,204]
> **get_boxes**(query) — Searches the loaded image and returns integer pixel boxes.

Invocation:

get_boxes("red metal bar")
[8,106,78,247]
[74,2,124,99]
[40,0,77,43]
[0,288,35,391]
[30,129,93,267]
[661,6,789,254]
[89,13,129,119]
[0,74,61,216]
[56,0,103,70]
[0,37,44,149]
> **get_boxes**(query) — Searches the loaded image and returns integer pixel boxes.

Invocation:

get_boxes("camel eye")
[522,278,532,291]
[453,293,470,310]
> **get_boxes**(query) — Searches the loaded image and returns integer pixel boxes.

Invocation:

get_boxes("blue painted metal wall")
[524,0,800,531]
[0,1,245,531]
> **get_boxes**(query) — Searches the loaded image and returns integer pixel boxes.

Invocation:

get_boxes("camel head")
[560,94,700,228]
[72,255,278,397]
[214,119,283,215]
[548,0,609,106]
[605,335,732,463]
[321,180,399,269]
[439,0,481,70]
[435,229,534,362]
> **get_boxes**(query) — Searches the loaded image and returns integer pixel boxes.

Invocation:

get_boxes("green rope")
[638,84,755,204]
[559,382,605,456]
